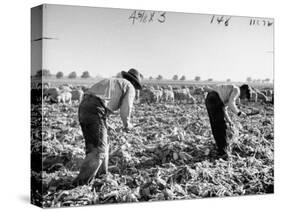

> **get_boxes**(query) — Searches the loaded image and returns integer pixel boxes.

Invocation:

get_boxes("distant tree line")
[34,70,92,79]
[148,75,198,81]
[35,70,271,83]
[246,77,271,83]
[145,76,271,83]
[172,75,186,81]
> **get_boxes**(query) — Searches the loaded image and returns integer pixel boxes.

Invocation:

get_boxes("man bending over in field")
[73,68,143,186]
[205,84,251,159]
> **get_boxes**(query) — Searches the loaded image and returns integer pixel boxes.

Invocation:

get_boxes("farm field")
[38,77,274,89]
[31,92,274,207]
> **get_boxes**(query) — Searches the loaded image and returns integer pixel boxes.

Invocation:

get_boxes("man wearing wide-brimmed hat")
[73,68,143,186]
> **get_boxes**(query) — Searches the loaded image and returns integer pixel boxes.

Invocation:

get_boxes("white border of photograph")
[0,0,279,212]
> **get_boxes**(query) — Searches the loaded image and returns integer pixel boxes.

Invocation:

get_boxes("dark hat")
[121,68,142,90]
[240,84,251,100]
[240,84,250,89]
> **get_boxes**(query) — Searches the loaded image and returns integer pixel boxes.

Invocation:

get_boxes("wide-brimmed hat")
[121,68,142,90]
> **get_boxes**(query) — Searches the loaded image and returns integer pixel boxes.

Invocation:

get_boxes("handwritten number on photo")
[250,19,273,27]
[224,17,231,26]
[158,12,166,23]
[217,16,224,24]
[129,10,137,24]
[149,12,155,22]
[129,10,166,24]
[210,15,231,26]
[210,15,215,24]
[267,21,273,27]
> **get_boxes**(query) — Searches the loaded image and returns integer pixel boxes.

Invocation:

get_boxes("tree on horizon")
[116,72,122,78]
[56,71,64,79]
[195,76,201,81]
[35,69,51,78]
[81,71,91,78]
[180,75,186,81]
[172,75,178,80]
[68,71,77,79]
[156,75,163,80]
[246,77,252,83]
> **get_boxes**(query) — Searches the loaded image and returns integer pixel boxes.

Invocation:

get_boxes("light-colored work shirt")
[212,84,240,115]
[86,78,135,128]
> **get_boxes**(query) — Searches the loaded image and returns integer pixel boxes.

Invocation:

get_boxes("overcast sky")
[31,4,274,82]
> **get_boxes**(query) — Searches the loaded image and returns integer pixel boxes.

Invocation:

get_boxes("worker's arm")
[227,86,247,118]
[119,85,136,130]
[224,107,233,126]
[227,86,240,115]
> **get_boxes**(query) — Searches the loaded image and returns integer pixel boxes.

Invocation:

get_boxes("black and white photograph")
[30,4,274,208]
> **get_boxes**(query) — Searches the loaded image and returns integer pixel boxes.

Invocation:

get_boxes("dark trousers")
[205,91,227,154]
[78,95,108,153]
[73,94,109,186]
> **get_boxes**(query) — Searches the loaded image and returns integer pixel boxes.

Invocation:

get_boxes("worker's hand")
[124,123,133,132]
[227,120,234,127]
[239,111,247,118]
[224,115,233,127]
[107,124,116,132]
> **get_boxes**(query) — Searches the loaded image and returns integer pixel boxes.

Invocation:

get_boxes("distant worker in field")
[205,84,251,159]
[73,68,143,186]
